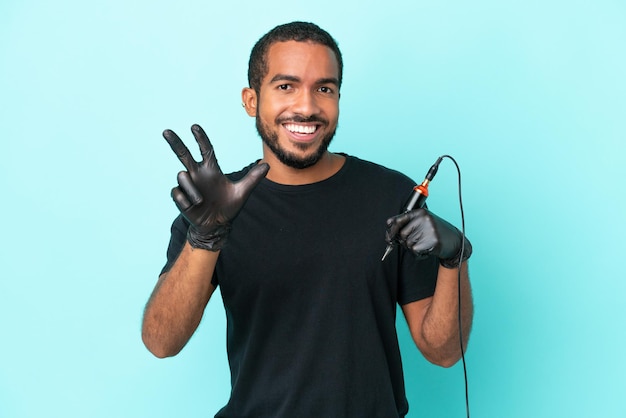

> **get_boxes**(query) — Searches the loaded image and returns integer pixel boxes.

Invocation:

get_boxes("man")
[142,21,473,418]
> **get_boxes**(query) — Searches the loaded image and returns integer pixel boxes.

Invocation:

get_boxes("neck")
[261,150,345,185]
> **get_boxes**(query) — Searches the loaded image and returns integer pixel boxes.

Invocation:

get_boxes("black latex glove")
[163,124,270,251]
[385,208,472,268]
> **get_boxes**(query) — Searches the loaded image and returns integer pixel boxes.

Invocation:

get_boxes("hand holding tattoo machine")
[382,156,472,268]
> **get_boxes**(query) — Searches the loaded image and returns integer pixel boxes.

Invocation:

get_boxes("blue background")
[1,0,625,417]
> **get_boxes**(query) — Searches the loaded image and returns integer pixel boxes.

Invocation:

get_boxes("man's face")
[252,41,340,169]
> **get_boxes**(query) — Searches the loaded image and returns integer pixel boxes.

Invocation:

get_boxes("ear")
[241,87,257,117]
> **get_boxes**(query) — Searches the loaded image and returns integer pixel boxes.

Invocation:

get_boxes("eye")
[318,86,334,94]
[277,84,292,90]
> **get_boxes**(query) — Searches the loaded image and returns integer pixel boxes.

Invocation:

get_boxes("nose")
[291,90,320,117]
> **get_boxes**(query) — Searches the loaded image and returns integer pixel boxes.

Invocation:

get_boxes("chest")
[215,184,394,304]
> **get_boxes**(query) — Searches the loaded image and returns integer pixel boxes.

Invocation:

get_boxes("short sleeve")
[159,215,189,276]
[396,249,439,305]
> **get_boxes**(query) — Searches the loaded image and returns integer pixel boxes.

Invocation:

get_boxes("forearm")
[420,262,473,367]
[142,242,218,358]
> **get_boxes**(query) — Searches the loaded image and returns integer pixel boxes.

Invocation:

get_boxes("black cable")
[440,154,470,418]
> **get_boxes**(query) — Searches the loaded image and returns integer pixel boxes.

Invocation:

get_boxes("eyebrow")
[269,74,339,86]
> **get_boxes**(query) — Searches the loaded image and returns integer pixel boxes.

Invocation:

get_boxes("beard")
[256,114,337,169]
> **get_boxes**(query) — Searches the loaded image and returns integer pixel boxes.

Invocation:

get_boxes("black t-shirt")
[162,155,438,418]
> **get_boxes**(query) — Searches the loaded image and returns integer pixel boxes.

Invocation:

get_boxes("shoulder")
[343,154,415,190]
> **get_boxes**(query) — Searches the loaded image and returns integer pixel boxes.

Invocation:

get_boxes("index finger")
[385,212,410,242]
[163,129,197,171]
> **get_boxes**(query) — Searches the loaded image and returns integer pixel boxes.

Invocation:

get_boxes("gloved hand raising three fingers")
[163,124,270,251]
[385,208,472,269]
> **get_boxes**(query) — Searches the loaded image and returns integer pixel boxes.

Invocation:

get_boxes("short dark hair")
[247,21,343,93]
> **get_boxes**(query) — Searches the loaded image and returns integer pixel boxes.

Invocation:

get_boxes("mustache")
[276,114,328,124]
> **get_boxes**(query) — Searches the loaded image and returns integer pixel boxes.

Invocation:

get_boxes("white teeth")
[285,123,317,134]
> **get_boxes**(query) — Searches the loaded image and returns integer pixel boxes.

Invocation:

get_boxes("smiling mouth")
[283,123,319,135]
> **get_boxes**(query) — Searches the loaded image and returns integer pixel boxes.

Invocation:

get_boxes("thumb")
[234,162,270,199]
